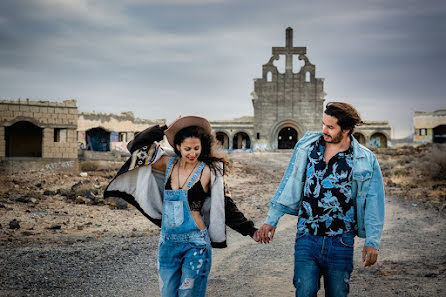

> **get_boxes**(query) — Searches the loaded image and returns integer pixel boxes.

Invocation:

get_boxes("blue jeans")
[293,231,354,297]
[158,231,212,297]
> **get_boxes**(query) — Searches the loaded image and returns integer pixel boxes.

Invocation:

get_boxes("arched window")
[216,132,230,149]
[353,133,366,145]
[369,133,387,148]
[232,132,251,149]
[86,127,111,151]
[266,72,272,82]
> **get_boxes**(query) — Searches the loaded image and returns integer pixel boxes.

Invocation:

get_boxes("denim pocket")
[295,230,307,241]
[187,238,209,250]
[340,233,355,248]
[165,200,184,227]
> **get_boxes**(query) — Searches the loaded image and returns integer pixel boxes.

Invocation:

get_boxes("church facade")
[211,27,391,150]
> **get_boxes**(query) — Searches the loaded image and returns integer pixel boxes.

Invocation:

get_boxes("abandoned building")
[413,109,446,144]
[0,99,78,160]
[211,27,391,150]
[77,111,165,155]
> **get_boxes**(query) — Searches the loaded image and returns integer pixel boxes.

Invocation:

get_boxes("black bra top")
[165,167,209,212]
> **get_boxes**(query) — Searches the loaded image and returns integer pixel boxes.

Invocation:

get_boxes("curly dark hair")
[173,126,229,175]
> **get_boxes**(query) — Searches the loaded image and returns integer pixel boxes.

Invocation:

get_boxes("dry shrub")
[416,144,446,180]
[391,165,409,177]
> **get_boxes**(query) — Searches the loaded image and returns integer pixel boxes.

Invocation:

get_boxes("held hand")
[258,224,276,244]
[251,230,261,243]
[362,246,379,267]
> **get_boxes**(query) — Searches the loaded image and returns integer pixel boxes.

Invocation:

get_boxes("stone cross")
[272,27,306,72]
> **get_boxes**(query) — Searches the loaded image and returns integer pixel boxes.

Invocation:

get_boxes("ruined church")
[211,27,391,150]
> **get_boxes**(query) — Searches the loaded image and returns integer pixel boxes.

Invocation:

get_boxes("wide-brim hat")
[164,116,212,147]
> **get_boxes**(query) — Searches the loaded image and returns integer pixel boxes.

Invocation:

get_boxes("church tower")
[252,27,325,150]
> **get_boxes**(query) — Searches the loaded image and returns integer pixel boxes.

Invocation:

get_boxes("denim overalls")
[158,157,212,297]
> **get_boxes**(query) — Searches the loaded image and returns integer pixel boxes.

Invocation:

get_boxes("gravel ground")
[1,152,445,296]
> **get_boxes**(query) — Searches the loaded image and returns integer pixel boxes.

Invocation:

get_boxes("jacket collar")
[351,135,367,159]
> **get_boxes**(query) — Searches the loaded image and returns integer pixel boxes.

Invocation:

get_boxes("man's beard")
[324,130,343,144]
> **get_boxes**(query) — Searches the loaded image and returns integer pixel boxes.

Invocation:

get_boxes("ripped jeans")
[293,231,354,297]
[158,230,212,297]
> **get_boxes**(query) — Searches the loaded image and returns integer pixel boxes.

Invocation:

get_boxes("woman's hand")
[251,230,261,242]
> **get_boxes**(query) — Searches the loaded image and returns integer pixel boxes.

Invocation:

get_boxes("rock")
[58,188,70,197]
[22,231,35,236]
[9,219,20,229]
[43,190,57,195]
[0,204,5,208]
[47,225,62,230]
[75,196,89,204]
[35,183,42,188]
[80,172,88,177]
[115,197,128,209]
[9,194,24,202]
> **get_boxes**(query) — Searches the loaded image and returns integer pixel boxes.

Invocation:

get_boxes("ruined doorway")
[369,133,387,148]
[5,121,43,157]
[232,132,251,149]
[433,125,446,143]
[353,132,366,145]
[278,127,298,149]
[86,128,111,151]
[216,132,229,149]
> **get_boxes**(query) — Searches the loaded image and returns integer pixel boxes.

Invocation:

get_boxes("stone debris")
[9,219,20,229]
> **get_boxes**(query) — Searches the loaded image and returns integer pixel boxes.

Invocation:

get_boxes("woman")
[105,116,259,297]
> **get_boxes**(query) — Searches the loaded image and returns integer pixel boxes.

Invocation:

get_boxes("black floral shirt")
[297,136,357,236]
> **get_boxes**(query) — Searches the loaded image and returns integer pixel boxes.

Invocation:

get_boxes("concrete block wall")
[0,99,78,159]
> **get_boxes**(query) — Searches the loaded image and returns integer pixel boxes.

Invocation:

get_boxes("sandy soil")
[0,146,445,296]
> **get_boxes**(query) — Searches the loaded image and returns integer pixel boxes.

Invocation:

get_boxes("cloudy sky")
[1,0,445,138]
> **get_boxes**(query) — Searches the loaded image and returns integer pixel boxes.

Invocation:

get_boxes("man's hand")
[257,224,276,244]
[363,246,379,267]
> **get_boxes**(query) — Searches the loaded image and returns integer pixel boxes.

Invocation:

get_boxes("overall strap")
[185,162,206,189]
[164,157,177,185]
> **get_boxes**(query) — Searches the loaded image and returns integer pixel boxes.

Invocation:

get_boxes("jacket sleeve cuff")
[364,240,380,251]
[264,208,284,228]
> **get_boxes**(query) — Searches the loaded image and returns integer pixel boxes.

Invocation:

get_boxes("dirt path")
[1,152,445,296]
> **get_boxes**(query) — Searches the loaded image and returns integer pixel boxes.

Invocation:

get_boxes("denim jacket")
[265,132,385,250]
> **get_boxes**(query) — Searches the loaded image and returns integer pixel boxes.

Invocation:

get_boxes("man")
[258,102,385,297]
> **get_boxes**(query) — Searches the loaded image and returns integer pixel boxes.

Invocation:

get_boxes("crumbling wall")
[0,99,78,159]
[77,112,165,152]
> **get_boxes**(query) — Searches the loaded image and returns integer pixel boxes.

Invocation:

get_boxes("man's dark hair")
[324,102,363,135]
